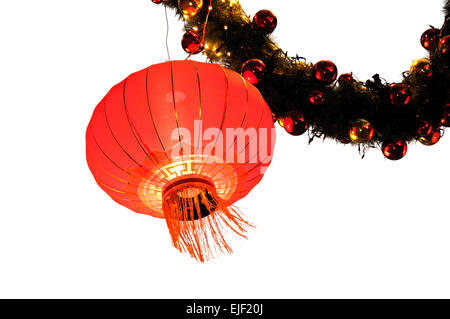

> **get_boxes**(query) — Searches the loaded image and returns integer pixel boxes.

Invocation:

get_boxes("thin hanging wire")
[164,5,171,61]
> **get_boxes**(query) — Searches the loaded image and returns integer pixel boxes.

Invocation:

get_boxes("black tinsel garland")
[157,0,450,154]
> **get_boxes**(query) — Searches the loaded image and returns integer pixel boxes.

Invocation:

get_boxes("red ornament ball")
[314,60,338,85]
[283,111,308,136]
[152,0,163,3]
[410,58,432,78]
[382,139,407,161]
[182,31,204,54]
[338,73,354,86]
[441,104,450,127]
[308,90,324,105]
[389,83,411,107]
[349,119,374,143]
[439,35,450,55]
[179,0,203,17]
[241,59,266,85]
[419,130,441,146]
[253,10,277,34]
[420,28,440,51]
[418,121,433,137]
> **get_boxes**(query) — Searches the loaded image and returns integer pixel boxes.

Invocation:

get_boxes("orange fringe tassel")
[162,179,252,262]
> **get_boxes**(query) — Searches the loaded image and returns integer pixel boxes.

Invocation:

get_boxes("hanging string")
[164,5,171,61]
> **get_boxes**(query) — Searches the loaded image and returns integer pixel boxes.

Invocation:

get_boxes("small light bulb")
[224,25,228,30]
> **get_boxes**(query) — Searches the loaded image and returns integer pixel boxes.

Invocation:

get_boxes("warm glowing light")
[137,155,238,217]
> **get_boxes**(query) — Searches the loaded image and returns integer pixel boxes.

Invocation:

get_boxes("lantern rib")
[90,129,131,174]
[87,152,162,195]
[217,65,230,135]
[87,153,128,184]
[98,181,127,194]
[227,76,249,151]
[145,66,175,169]
[96,180,153,209]
[213,154,270,193]
[192,61,203,155]
[192,61,209,179]
[96,178,159,204]
[169,61,184,152]
[103,97,145,169]
[90,128,170,200]
[96,183,151,212]
[237,92,267,156]
[122,77,171,184]
[210,92,266,180]
[197,64,230,176]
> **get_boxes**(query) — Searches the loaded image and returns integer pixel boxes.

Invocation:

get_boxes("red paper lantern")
[86,61,276,262]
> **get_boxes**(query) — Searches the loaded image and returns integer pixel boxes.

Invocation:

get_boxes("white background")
[0,0,449,298]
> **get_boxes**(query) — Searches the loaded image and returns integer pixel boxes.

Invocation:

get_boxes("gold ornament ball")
[179,0,203,17]
[419,131,441,146]
[410,58,432,77]
[278,117,285,128]
[349,119,375,143]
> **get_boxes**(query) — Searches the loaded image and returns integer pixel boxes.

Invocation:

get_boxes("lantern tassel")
[162,181,252,262]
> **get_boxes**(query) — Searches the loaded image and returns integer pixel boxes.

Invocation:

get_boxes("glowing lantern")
[86,61,276,262]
